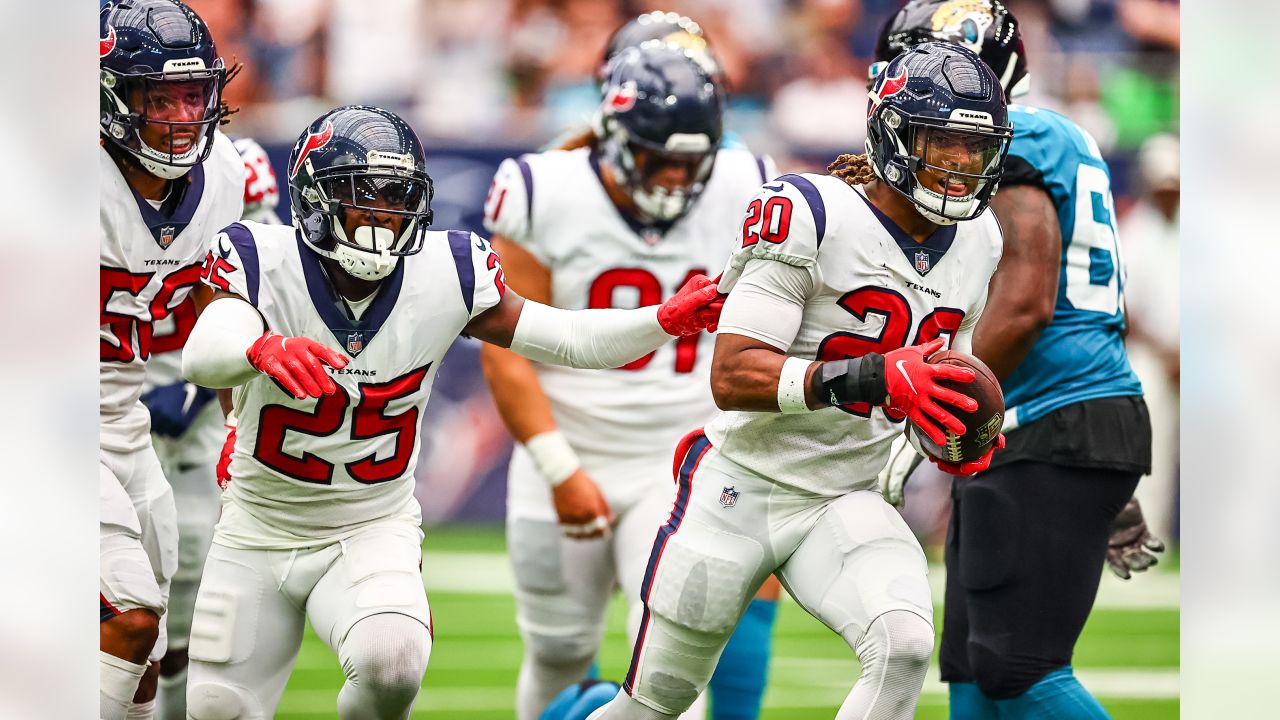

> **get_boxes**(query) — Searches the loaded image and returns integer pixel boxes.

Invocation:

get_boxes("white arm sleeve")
[716,258,813,352]
[182,297,266,388]
[509,301,672,369]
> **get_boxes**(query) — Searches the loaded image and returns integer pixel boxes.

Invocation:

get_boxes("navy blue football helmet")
[100,0,227,179]
[872,0,1029,99]
[599,11,719,85]
[288,106,434,281]
[596,41,724,223]
[865,41,1012,225]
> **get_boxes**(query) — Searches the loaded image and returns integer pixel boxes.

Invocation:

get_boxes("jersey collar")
[295,233,405,357]
[852,187,956,277]
[126,164,206,251]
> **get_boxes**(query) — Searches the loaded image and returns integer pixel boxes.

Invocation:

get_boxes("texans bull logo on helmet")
[100,26,116,58]
[605,81,639,113]
[869,66,909,117]
[290,121,335,179]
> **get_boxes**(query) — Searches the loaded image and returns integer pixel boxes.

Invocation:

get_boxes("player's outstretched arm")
[465,274,723,370]
[183,291,348,399]
[972,185,1061,380]
[477,237,614,539]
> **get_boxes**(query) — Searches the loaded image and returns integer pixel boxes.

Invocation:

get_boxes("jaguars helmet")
[865,42,1013,225]
[596,41,724,224]
[99,0,227,179]
[599,11,720,85]
[872,0,1029,99]
[288,106,434,282]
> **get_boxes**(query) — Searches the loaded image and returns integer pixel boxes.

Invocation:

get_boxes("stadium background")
[189,1,1180,717]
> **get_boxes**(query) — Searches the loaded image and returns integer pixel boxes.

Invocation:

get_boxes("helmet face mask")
[596,42,723,224]
[289,107,435,282]
[100,0,227,179]
[865,42,1013,225]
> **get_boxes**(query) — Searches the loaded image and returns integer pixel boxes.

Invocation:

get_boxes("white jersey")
[101,131,244,451]
[706,173,1003,495]
[484,146,774,487]
[203,221,505,549]
[141,297,226,467]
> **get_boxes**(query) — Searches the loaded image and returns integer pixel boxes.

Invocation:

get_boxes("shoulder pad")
[483,155,534,243]
[718,173,831,292]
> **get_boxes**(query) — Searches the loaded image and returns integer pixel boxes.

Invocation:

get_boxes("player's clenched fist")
[883,338,978,446]
[247,332,349,399]
[657,273,726,336]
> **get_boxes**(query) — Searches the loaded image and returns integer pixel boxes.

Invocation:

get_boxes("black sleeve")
[1000,153,1046,189]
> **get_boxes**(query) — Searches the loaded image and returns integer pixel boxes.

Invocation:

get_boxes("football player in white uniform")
[99,2,244,718]
[143,136,281,720]
[179,105,725,720]
[589,42,1013,720]
[480,42,776,720]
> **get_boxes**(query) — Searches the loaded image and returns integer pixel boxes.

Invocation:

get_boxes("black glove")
[1106,497,1166,580]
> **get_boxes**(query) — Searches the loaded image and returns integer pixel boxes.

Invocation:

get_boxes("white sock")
[156,667,187,720]
[126,699,156,720]
[100,651,147,720]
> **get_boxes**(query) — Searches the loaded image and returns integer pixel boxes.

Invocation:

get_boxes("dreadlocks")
[218,60,244,126]
[828,153,876,187]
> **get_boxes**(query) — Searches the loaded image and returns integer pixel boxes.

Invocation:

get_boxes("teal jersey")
[1000,104,1142,428]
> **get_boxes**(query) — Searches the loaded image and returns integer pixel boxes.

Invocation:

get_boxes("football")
[909,349,1005,465]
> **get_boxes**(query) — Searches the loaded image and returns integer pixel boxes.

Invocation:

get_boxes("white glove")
[878,430,926,509]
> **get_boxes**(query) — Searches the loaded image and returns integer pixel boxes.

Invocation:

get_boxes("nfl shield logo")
[346,332,364,355]
[914,250,931,274]
[719,486,738,508]
[158,225,176,249]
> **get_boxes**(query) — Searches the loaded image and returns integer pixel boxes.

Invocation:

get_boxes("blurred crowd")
[189,0,1178,169]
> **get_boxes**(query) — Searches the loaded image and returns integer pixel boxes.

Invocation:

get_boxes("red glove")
[930,432,1005,476]
[883,338,978,446]
[216,421,236,490]
[657,274,726,336]
[247,332,349,399]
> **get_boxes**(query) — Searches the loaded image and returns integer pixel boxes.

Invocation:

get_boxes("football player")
[179,104,724,720]
[99,2,245,718]
[480,42,774,720]
[871,2,1159,718]
[142,136,281,720]
[589,42,1012,720]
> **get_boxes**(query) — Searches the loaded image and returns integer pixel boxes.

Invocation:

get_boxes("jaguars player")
[142,136,281,720]
[179,104,723,720]
[873,2,1158,718]
[480,43,774,720]
[99,2,244,718]
[590,42,1012,720]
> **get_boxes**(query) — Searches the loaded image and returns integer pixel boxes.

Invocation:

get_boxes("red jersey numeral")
[587,268,705,373]
[253,363,431,485]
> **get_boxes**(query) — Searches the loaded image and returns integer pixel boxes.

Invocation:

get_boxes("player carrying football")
[99,2,244,718]
[589,42,1012,720]
[873,3,1159,718]
[480,40,775,720]
[178,104,724,720]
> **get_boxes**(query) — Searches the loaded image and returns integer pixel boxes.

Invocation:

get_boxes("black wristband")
[810,354,887,407]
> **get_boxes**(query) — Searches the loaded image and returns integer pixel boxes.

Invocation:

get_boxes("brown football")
[908,349,1005,465]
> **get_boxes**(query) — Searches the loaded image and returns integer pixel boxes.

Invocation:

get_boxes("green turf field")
[276,525,1179,719]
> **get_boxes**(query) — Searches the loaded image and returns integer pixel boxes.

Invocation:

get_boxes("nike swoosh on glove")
[247,332,349,399]
[882,338,978,446]
[657,274,726,336]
